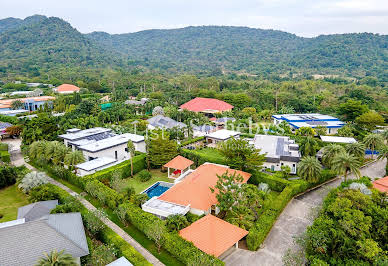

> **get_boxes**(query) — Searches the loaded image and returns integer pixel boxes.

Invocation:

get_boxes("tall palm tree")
[345,142,366,159]
[377,145,388,162]
[64,150,85,172]
[225,206,255,230]
[298,156,322,183]
[52,145,70,165]
[299,136,319,156]
[127,140,136,177]
[35,249,77,266]
[321,144,345,168]
[382,130,388,144]
[44,141,61,163]
[363,133,384,159]
[331,152,361,182]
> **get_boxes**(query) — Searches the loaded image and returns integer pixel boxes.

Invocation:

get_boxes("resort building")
[252,135,301,174]
[179,214,248,258]
[158,163,251,215]
[180,97,233,115]
[53,84,81,94]
[0,96,55,112]
[59,128,146,176]
[147,115,187,130]
[272,113,345,134]
[0,201,89,265]
[205,129,240,145]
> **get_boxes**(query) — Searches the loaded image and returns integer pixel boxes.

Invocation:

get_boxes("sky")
[1,0,387,37]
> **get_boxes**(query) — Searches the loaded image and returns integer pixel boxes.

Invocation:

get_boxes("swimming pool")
[143,182,173,198]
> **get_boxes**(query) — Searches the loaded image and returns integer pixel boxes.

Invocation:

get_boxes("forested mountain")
[0,15,387,80]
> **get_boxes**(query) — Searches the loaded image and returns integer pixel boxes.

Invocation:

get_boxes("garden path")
[3,138,164,266]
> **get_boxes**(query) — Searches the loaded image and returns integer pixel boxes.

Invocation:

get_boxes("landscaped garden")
[0,184,29,222]
[124,169,172,193]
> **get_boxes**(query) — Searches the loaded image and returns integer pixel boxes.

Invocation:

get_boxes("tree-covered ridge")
[0,15,125,75]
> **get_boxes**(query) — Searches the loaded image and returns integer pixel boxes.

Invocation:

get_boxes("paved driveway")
[223,159,387,266]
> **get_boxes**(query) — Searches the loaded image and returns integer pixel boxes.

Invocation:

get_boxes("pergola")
[164,155,194,179]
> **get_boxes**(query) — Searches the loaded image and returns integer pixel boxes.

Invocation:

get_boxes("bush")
[179,136,205,147]
[0,150,10,163]
[18,171,49,192]
[180,148,227,166]
[0,143,8,151]
[85,179,123,209]
[165,214,189,232]
[83,210,106,235]
[249,171,290,192]
[138,170,152,182]
[0,164,18,189]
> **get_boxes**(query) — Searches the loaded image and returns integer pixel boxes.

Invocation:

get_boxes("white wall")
[134,141,146,153]
[82,143,129,161]
[263,160,297,174]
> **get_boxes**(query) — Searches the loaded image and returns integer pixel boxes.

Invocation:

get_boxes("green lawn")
[0,185,29,222]
[123,169,173,193]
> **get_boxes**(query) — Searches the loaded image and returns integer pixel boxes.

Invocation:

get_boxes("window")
[115,151,118,159]
[125,148,128,152]
[271,165,275,171]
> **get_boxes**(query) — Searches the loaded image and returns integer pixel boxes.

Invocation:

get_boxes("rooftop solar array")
[58,127,112,141]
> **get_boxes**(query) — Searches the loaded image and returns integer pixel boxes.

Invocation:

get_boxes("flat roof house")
[53,84,81,94]
[180,97,233,114]
[273,113,345,135]
[205,129,240,146]
[0,96,55,112]
[179,214,248,258]
[252,135,301,174]
[320,135,357,144]
[0,201,89,265]
[158,163,251,215]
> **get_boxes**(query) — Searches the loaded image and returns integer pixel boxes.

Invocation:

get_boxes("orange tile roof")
[158,163,251,211]
[163,155,194,170]
[179,214,248,257]
[56,84,80,92]
[0,96,55,109]
[372,176,388,193]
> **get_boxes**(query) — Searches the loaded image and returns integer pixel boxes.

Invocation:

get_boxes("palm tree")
[52,145,70,165]
[331,152,361,182]
[299,136,319,156]
[382,130,388,144]
[321,144,346,168]
[11,99,24,110]
[298,156,322,183]
[345,142,366,159]
[363,133,384,159]
[64,150,85,172]
[35,249,77,266]
[225,206,255,230]
[127,140,136,177]
[44,141,61,163]
[377,145,388,162]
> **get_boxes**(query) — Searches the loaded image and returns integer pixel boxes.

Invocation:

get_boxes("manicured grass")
[124,169,173,193]
[85,195,184,266]
[0,185,29,222]
[194,148,225,161]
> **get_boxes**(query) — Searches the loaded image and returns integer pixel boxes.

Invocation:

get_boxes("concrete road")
[223,159,387,266]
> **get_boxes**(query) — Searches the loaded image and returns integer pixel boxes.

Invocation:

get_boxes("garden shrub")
[85,179,123,209]
[180,148,227,166]
[179,136,205,147]
[0,150,10,163]
[18,171,49,192]
[138,170,151,182]
[249,171,290,192]
[0,164,18,188]
[0,143,8,151]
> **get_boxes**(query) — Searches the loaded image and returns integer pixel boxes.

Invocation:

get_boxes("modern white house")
[205,129,240,145]
[320,135,357,144]
[252,135,301,174]
[59,128,146,176]
[272,113,345,135]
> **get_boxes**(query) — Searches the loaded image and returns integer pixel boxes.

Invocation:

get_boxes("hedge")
[180,148,227,167]
[0,150,10,163]
[249,171,290,192]
[119,202,223,265]
[87,154,146,181]
[0,143,8,151]
[179,136,205,147]
[30,184,151,266]
[85,179,123,209]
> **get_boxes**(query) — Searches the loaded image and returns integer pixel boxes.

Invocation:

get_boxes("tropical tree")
[298,156,322,183]
[225,205,255,230]
[355,111,384,131]
[5,125,22,137]
[299,137,319,156]
[345,142,366,159]
[52,145,70,165]
[165,214,189,232]
[219,138,265,172]
[363,133,384,159]
[331,152,361,181]
[64,150,85,172]
[35,249,77,266]
[127,140,136,177]
[11,99,24,110]
[382,130,388,144]
[147,131,178,168]
[321,144,346,168]
[295,127,316,137]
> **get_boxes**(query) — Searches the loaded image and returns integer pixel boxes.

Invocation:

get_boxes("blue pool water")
[144,182,170,198]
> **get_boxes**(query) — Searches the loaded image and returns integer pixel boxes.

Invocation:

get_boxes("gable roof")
[56,84,80,92]
[158,163,251,211]
[179,214,248,257]
[180,97,233,112]
[372,176,388,193]
[0,213,89,265]
[17,200,58,222]
[164,155,194,170]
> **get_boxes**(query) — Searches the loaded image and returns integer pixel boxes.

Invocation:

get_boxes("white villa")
[272,113,345,135]
[58,128,146,176]
[252,135,301,174]
[205,129,240,145]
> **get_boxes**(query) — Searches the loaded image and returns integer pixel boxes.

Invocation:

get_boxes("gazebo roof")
[179,214,248,257]
[163,155,193,170]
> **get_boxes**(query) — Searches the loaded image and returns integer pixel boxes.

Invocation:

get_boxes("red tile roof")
[158,163,251,211]
[180,97,233,112]
[0,96,55,109]
[179,214,248,257]
[372,176,388,193]
[56,84,80,92]
[164,155,194,170]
